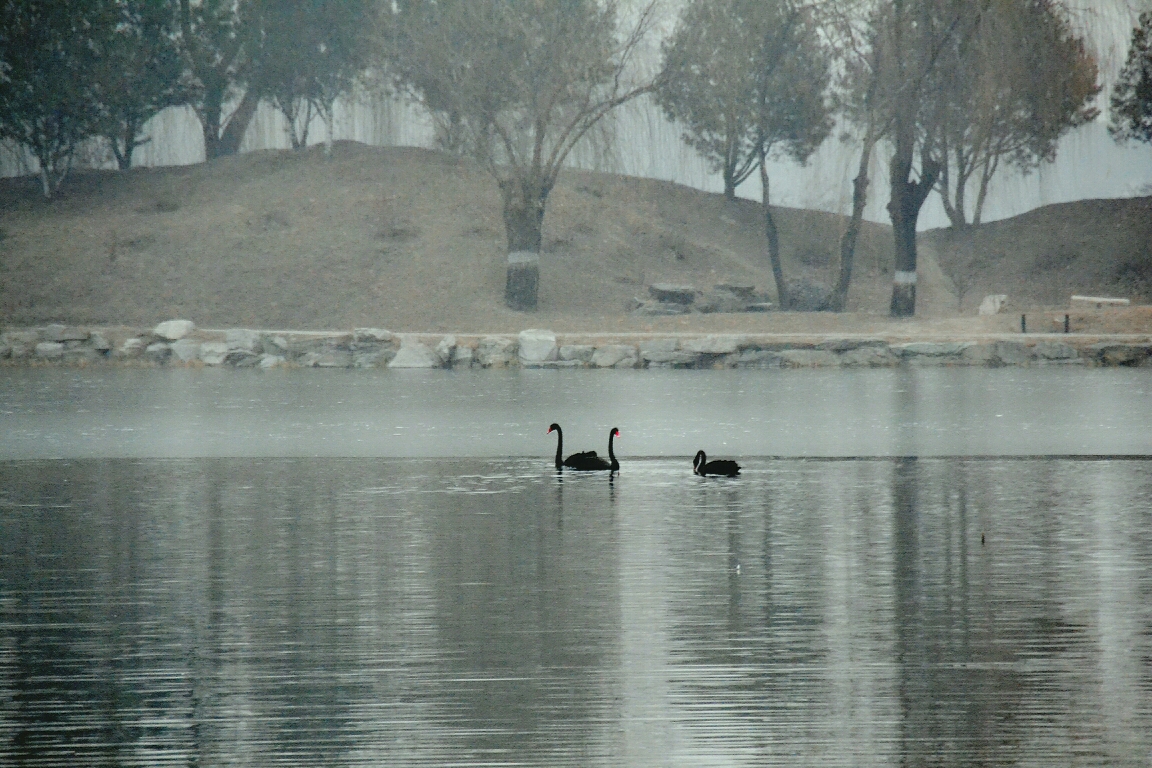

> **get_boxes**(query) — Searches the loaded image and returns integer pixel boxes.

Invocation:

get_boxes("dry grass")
[1,141,1149,335]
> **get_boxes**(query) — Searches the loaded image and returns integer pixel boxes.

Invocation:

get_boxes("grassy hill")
[1,141,1148,334]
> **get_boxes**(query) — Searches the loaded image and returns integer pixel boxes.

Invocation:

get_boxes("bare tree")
[932,0,1099,228]
[387,0,657,310]
[656,0,834,309]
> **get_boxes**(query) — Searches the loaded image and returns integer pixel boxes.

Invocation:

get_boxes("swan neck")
[554,427,563,469]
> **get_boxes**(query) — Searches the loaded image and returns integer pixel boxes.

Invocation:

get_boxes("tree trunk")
[500,176,550,310]
[830,138,875,312]
[216,90,259,158]
[759,158,788,310]
[886,128,941,317]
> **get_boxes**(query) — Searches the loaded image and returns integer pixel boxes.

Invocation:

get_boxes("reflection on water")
[2,457,1150,766]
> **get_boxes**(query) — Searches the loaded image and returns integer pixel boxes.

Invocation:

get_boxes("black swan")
[548,424,620,471]
[693,450,740,477]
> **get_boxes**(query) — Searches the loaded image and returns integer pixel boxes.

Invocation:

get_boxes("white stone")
[171,338,200,362]
[34,342,64,359]
[1071,295,1130,308]
[388,341,443,368]
[517,329,558,364]
[259,354,286,369]
[199,342,229,365]
[978,295,1007,315]
[118,338,145,357]
[153,319,195,340]
[639,338,680,362]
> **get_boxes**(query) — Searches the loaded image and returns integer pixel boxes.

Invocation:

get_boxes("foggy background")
[2,0,1150,230]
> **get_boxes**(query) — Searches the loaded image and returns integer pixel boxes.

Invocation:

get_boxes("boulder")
[89,332,112,352]
[559,344,595,362]
[435,335,457,364]
[117,338,146,358]
[992,341,1034,366]
[838,346,899,367]
[34,342,65,359]
[354,327,395,344]
[144,342,171,362]
[1032,341,1080,361]
[353,349,395,368]
[153,319,195,341]
[225,329,262,354]
[199,342,229,365]
[648,284,697,305]
[978,295,1007,316]
[388,341,443,368]
[591,344,638,368]
[41,324,89,342]
[1091,343,1152,366]
[776,349,841,367]
[632,301,691,316]
[895,342,973,357]
[518,329,558,364]
[476,336,517,367]
[170,338,201,362]
[451,345,475,368]
[639,338,680,363]
[682,335,741,355]
[300,349,353,368]
[259,354,286,369]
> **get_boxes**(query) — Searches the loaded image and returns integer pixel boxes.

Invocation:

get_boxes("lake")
[1,367,1151,766]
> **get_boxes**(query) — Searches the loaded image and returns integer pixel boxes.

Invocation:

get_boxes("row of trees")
[2,1,1150,316]
[0,0,372,198]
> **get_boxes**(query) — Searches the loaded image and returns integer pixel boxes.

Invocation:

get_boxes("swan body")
[693,450,740,477]
[548,424,620,471]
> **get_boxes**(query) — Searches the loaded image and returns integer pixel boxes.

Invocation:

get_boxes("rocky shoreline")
[3,321,1152,369]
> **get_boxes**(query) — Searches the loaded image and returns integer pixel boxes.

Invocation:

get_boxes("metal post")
[1021,314,1026,333]
[1064,314,1070,333]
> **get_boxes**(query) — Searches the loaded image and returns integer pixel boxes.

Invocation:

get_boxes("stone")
[1071,295,1130,308]
[1032,341,1080,361]
[632,301,691,316]
[170,338,201,362]
[733,349,785,368]
[695,291,749,314]
[2,331,38,358]
[34,342,65,359]
[895,342,973,357]
[788,279,832,311]
[960,344,998,365]
[452,346,474,368]
[639,338,680,363]
[505,251,539,311]
[715,283,756,299]
[41,324,89,342]
[838,346,899,367]
[1091,343,1152,366]
[517,329,558,364]
[648,284,697,305]
[476,336,517,367]
[591,344,638,368]
[300,349,353,368]
[265,335,290,354]
[435,335,457,364]
[259,354,286,369]
[992,341,1034,366]
[353,349,395,368]
[388,341,443,368]
[225,329,262,354]
[559,344,594,362]
[199,342,229,365]
[153,319,195,340]
[682,335,741,355]
[118,338,145,358]
[978,295,1008,315]
[776,349,841,367]
[816,338,887,352]
[89,332,112,352]
[354,327,395,344]
[145,342,171,362]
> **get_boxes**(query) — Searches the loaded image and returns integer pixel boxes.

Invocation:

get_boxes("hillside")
[0,141,1148,334]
